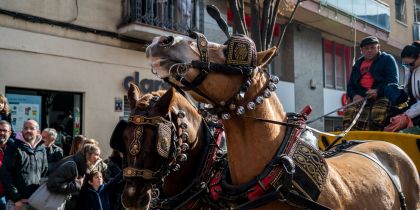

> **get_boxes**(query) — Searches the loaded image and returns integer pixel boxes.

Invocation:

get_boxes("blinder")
[128,115,174,158]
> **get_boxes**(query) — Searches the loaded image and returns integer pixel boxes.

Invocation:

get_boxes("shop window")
[395,0,407,23]
[416,0,420,22]
[6,87,83,155]
[324,117,343,132]
[323,39,353,90]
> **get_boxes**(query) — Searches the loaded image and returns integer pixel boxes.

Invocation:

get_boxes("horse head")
[110,83,204,210]
[145,33,277,109]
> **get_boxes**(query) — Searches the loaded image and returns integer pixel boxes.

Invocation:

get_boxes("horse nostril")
[158,36,174,47]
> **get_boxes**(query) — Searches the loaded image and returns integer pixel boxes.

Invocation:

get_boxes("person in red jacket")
[0,120,13,210]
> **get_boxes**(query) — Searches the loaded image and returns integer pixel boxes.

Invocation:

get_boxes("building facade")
[0,0,417,155]
[272,0,418,131]
[0,0,226,156]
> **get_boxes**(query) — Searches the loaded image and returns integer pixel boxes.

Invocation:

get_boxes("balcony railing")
[320,0,390,32]
[126,0,198,34]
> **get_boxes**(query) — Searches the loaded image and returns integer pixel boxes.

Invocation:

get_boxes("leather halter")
[165,32,278,119]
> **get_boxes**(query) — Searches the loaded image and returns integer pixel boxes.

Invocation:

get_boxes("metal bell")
[270,75,280,84]
[222,113,231,120]
[181,132,189,141]
[180,122,188,129]
[151,187,160,199]
[180,143,189,151]
[268,82,277,91]
[247,102,256,110]
[236,106,245,115]
[263,89,271,98]
[173,164,181,171]
[177,154,188,162]
[229,103,237,110]
[177,110,186,118]
[236,92,245,101]
[241,80,252,91]
[255,96,264,104]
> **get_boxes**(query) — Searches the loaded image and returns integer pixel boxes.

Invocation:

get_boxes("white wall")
[0,26,153,157]
[276,81,295,113]
[323,88,346,117]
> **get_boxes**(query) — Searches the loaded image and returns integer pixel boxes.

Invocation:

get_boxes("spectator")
[77,170,122,210]
[69,135,86,155]
[0,120,14,210]
[104,150,124,210]
[177,0,192,28]
[0,95,11,124]
[83,139,107,176]
[344,36,399,131]
[384,42,420,133]
[41,128,64,175]
[47,144,101,210]
[0,120,48,210]
[0,94,13,137]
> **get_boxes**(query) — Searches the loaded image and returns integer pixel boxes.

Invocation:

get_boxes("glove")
[384,114,413,132]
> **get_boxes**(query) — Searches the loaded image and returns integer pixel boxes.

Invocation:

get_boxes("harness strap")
[232,188,332,210]
[343,149,407,210]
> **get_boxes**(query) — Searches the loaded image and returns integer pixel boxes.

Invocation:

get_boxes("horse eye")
[159,36,174,46]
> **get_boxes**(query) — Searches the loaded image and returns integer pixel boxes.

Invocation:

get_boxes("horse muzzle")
[121,180,152,210]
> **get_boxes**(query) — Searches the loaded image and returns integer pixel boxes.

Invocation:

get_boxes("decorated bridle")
[122,99,190,182]
[159,31,280,120]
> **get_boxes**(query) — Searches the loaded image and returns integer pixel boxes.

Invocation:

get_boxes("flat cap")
[360,36,379,48]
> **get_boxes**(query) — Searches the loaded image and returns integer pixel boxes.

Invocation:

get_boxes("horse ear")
[155,88,176,116]
[110,120,128,153]
[128,82,142,110]
[256,47,277,67]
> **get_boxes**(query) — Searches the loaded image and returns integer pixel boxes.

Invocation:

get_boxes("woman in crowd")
[0,94,11,124]
[68,135,86,155]
[47,144,102,210]
[385,42,420,133]
[83,138,108,175]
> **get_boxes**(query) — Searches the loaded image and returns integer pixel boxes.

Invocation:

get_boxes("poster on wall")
[6,94,42,132]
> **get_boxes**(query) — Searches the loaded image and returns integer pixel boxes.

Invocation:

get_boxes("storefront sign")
[123,71,170,93]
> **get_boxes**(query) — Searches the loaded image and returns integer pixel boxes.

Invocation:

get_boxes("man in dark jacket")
[0,120,48,210]
[344,36,399,131]
[41,128,64,175]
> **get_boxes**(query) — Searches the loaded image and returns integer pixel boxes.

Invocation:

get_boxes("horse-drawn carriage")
[108,2,420,208]
[319,131,420,174]
[108,29,420,210]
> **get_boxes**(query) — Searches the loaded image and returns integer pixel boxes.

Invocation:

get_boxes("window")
[323,39,353,90]
[324,117,344,132]
[395,0,407,23]
[415,0,420,22]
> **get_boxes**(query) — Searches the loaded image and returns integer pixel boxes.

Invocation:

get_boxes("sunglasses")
[402,62,416,68]
[402,57,419,68]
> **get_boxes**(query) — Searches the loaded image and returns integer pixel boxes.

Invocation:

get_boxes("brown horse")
[110,84,223,210]
[146,34,420,209]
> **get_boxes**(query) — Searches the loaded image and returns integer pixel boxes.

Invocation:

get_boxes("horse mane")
[134,89,199,119]
[135,90,167,110]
